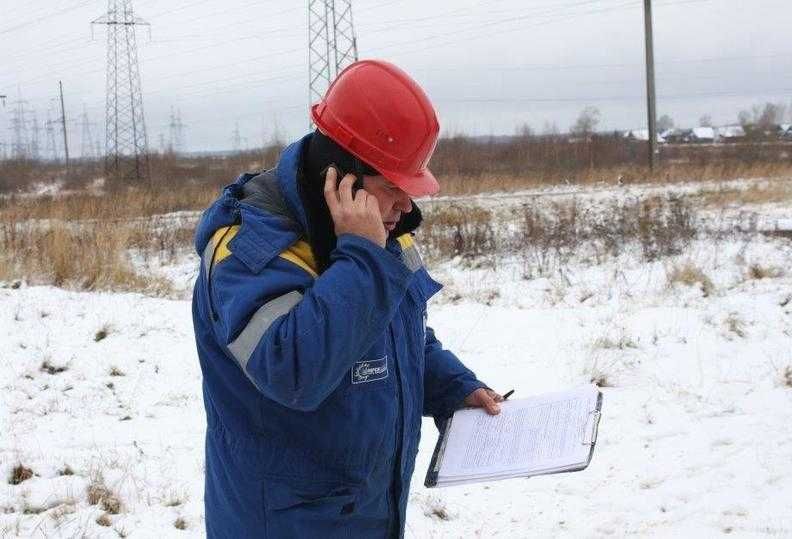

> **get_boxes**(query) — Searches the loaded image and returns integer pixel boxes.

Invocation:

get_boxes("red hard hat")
[311,59,441,197]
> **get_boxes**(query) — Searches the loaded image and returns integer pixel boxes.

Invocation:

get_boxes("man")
[192,59,502,538]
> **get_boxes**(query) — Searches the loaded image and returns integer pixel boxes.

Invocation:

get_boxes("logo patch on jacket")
[351,357,388,384]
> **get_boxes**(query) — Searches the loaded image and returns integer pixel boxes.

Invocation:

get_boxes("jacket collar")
[275,133,312,233]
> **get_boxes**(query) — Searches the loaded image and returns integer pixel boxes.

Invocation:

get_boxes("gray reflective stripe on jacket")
[227,290,304,370]
[401,244,423,272]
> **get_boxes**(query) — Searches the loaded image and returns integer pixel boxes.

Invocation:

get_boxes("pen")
[502,389,515,401]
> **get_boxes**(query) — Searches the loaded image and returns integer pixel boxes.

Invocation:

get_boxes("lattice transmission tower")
[92,0,150,182]
[308,0,359,125]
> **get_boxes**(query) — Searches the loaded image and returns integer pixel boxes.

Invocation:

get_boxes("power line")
[0,0,94,35]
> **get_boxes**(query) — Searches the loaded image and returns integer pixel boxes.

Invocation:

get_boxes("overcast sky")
[1,0,792,154]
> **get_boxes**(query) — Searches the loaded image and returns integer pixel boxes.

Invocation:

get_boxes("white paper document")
[425,385,602,487]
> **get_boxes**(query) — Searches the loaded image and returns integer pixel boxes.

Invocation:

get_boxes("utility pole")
[92,0,150,182]
[59,81,71,172]
[307,0,358,128]
[643,0,657,171]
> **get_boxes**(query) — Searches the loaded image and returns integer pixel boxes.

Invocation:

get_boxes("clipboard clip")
[581,410,601,445]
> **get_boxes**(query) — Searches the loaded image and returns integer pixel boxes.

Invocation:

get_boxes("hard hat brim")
[380,166,440,198]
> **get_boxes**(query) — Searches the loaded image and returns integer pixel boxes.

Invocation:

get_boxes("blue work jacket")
[191,134,485,538]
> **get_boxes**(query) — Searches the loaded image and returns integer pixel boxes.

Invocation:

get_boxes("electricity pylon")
[92,0,150,182]
[80,106,98,159]
[168,107,185,154]
[9,99,28,159]
[308,0,358,126]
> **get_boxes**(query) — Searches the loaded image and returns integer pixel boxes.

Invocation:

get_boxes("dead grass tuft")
[747,263,784,280]
[109,366,125,377]
[40,359,68,375]
[95,324,111,342]
[174,517,187,530]
[57,465,75,476]
[96,513,112,527]
[667,263,715,297]
[593,335,639,350]
[9,464,34,485]
[87,480,121,513]
[724,313,747,339]
[781,366,792,388]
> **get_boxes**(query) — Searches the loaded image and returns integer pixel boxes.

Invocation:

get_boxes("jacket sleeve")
[422,324,487,419]
[211,234,413,412]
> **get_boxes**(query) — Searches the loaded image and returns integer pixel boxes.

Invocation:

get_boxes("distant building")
[715,125,746,143]
[684,127,715,143]
[662,128,689,144]
[623,129,665,143]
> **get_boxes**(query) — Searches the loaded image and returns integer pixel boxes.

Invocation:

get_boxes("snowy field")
[2,182,792,537]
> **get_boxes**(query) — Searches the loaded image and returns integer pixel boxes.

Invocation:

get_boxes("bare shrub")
[9,464,33,485]
[517,201,583,278]
[667,263,715,297]
[637,195,696,261]
[418,205,496,260]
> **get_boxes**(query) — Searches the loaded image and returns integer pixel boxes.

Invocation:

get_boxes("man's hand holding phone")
[323,166,387,248]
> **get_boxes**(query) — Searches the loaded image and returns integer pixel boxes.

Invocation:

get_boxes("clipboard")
[425,387,603,488]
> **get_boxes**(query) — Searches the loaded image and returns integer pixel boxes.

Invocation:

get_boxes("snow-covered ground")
[2,186,792,537]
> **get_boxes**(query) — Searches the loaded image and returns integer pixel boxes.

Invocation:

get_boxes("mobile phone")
[322,163,364,193]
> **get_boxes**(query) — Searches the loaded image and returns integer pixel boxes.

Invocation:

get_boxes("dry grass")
[40,359,68,375]
[593,335,639,350]
[174,517,187,530]
[746,263,784,280]
[0,204,176,294]
[87,481,122,514]
[692,178,792,208]
[724,313,747,339]
[418,205,497,260]
[781,366,792,388]
[1,139,783,296]
[420,194,697,279]
[667,263,715,297]
[109,366,125,377]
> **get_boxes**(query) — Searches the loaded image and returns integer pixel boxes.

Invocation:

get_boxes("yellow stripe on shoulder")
[396,233,415,250]
[211,225,240,266]
[279,240,318,278]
